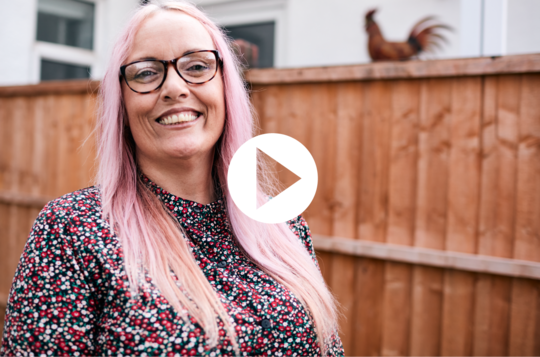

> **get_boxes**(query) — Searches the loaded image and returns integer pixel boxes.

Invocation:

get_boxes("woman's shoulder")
[24,185,117,278]
[32,186,106,246]
[43,186,101,215]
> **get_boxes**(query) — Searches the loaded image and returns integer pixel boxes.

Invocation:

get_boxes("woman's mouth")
[157,111,201,125]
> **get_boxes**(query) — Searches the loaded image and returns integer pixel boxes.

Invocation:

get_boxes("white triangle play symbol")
[256,148,301,209]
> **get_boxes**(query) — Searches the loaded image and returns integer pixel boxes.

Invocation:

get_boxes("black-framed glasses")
[120,50,221,94]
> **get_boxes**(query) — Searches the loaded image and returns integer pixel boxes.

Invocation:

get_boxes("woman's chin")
[162,142,212,160]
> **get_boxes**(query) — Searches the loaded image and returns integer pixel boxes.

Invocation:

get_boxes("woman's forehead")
[128,10,215,62]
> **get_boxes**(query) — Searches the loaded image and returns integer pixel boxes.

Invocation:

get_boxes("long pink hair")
[97,0,338,354]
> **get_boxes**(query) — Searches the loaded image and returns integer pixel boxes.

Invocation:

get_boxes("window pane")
[41,59,90,81]
[224,22,275,68]
[36,0,95,50]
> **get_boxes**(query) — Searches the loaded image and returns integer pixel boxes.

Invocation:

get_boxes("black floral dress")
[1,177,344,356]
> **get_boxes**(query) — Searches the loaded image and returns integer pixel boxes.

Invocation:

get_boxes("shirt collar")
[140,173,228,227]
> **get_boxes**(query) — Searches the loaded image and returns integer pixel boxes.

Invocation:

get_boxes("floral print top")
[1,177,344,356]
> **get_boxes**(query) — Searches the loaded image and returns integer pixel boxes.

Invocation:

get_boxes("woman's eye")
[185,63,210,72]
[135,70,158,79]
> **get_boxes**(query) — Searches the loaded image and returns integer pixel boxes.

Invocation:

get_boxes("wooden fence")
[1,54,540,355]
[0,80,99,340]
[247,54,540,356]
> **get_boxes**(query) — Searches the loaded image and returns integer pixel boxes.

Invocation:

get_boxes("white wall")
[93,0,143,79]
[0,0,140,86]
[197,0,461,68]
[460,0,540,58]
[0,0,38,85]
[507,0,540,55]
[286,0,460,67]
[197,0,539,69]
[1,0,539,85]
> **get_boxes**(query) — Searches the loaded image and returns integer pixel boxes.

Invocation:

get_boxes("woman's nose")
[160,63,190,100]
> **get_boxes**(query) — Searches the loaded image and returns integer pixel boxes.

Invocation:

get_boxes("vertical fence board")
[478,77,498,256]
[274,85,314,192]
[380,80,419,356]
[358,81,392,242]
[479,75,521,258]
[0,204,11,294]
[0,98,13,190]
[329,82,363,353]
[409,78,449,356]
[514,74,540,262]
[32,96,48,196]
[508,278,540,356]
[304,84,337,236]
[12,97,32,193]
[280,85,313,149]
[473,275,512,355]
[440,77,482,356]
[351,258,385,356]
[43,95,61,196]
[445,77,482,253]
[414,79,451,250]
[440,270,475,356]
[381,262,412,356]
[409,265,444,356]
[386,80,420,246]
[57,95,77,194]
[330,254,356,353]
[331,82,362,240]
[254,85,281,135]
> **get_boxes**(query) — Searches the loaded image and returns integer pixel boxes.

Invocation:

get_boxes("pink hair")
[97,0,338,354]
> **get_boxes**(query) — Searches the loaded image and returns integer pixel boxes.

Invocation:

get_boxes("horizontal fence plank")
[246,54,540,84]
[312,235,540,280]
[0,191,51,208]
[0,80,100,97]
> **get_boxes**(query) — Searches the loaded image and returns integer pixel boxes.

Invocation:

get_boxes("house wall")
[0,0,538,85]
[0,0,140,86]
[196,0,540,68]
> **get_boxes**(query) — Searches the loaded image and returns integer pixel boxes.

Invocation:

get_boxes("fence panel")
[1,55,540,355]
[0,81,98,338]
[248,54,540,356]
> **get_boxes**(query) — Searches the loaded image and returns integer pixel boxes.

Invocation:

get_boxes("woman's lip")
[156,107,201,121]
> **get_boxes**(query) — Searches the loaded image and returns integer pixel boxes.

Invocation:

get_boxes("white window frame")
[460,0,508,58]
[195,0,286,68]
[31,0,104,82]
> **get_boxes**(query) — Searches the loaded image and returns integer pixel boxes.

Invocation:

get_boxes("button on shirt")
[1,176,344,356]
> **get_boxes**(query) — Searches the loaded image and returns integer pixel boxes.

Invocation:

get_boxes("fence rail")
[246,53,540,83]
[1,55,540,355]
[312,235,540,279]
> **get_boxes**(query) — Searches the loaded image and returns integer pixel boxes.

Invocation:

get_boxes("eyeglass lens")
[124,51,218,93]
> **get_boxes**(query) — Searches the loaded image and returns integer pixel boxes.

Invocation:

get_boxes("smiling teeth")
[159,112,198,125]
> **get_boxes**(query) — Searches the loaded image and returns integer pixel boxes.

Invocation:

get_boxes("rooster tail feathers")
[408,16,452,54]
[409,16,437,36]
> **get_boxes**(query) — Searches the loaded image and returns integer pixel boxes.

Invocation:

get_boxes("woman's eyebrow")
[131,48,215,62]
[182,48,214,55]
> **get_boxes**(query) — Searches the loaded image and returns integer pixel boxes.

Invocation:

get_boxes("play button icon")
[228,133,318,224]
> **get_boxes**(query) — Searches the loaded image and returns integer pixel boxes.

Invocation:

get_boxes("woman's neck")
[137,149,216,205]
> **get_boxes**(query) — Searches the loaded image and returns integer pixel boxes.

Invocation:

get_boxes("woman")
[1,1,343,355]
